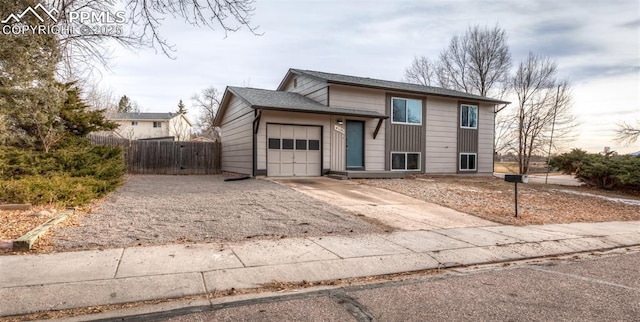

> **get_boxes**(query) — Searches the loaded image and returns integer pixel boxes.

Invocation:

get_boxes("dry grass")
[362,176,640,226]
[494,162,520,173]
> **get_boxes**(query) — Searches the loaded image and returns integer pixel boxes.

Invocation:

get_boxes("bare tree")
[170,114,192,141]
[509,53,576,174]
[6,0,261,80]
[191,86,221,140]
[614,121,640,146]
[437,24,511,98]
[404,56,436,86]
[494,112,517,157]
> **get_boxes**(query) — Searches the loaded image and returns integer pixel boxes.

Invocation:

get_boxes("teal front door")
[346,120,365,170]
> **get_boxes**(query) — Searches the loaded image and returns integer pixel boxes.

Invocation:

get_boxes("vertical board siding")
[88,135,221,174]
[385,93,426,171]
[457,128,478,152]
[389,124,423,151]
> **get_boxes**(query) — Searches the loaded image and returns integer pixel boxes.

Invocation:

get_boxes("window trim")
[153,121,162,128]
[390,152,421,171]
[459,153,477,171]
[460,104,478,129]
[391,97,423,126]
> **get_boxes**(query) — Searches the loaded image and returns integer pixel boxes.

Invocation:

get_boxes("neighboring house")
[213,69,509,177]
[111,112,192,141]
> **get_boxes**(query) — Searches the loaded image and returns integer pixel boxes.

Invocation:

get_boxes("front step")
[327,171,406,179]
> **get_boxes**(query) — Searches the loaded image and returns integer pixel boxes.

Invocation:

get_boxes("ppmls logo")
[1,3,58,24]
[2,3,125,36]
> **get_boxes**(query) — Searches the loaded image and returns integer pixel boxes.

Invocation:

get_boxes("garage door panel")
[294,151,307,162]
[266,124,321,177]
[267,150,281,162]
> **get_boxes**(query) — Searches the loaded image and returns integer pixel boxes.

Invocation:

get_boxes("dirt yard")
[360,175,640,226]
[41,175,389,252]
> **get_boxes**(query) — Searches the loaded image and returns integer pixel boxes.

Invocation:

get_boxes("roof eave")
[252,105,388,119]
[326,80,509,105]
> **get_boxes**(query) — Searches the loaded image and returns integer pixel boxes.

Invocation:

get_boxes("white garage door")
[267,124,321,176]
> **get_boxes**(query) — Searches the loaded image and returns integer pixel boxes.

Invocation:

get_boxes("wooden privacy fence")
[89,135,221,175]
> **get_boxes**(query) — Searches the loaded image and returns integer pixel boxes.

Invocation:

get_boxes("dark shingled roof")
[112,112,177,120]
[228,87,387,118]
[290,69,510,105]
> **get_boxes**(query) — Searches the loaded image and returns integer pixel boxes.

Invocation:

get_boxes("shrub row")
[550,149,640,190]
[0,138,124,206]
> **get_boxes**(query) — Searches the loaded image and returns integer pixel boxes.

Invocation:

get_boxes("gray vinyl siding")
[283,75,328,105]
[478,103,495,174]
[425,97,458,174]
[220,95,254,175]
[329,85,387,171]
[385,94,426,171]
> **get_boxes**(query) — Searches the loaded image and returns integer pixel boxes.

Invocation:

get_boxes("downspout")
[252,109,262,177]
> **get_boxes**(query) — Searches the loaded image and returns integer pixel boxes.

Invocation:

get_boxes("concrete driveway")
[272,177,496,230]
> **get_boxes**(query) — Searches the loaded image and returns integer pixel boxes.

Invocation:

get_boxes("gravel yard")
[360,176,640,226]
[50,175,390,251]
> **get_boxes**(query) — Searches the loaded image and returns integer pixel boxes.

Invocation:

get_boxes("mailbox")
[504,174,528,184]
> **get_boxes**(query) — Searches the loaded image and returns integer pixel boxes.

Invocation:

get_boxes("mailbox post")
[504,174,528,217]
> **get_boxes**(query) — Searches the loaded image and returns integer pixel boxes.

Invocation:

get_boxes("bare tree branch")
[437,24,511,98]
[404,56,436,86]
[191,86,221,140]
[614,121,640,146]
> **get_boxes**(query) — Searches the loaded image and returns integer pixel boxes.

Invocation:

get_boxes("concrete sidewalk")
[2,221,640,317]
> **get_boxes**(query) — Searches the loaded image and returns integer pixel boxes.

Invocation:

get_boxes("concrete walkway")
[273,177,496,230]
[2,221,640,317]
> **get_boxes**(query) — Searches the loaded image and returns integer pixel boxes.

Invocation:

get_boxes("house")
[213,69,509,177]
[111,112,192,141]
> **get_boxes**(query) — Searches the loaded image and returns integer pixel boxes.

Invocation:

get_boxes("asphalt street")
[93,249,640,322]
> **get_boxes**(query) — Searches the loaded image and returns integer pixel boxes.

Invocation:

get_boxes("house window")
[153,121,162,128]
[460,104,478,129]
[391,152,421,171]
[131,121,138,126]
[392,98,422,125]
[460,153,477,171]
[293,77,297,88]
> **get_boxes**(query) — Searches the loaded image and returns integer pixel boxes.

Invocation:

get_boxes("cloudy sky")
[98,0,640,154]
